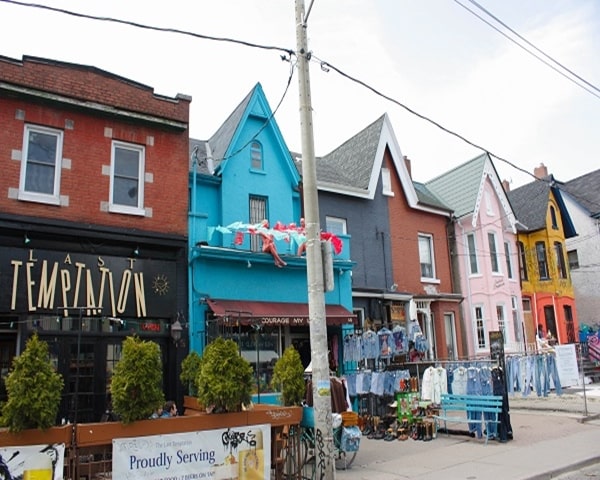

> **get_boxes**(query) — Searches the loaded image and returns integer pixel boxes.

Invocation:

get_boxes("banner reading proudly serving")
[113,424,271,480]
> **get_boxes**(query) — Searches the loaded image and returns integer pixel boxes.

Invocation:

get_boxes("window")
[488,232,500,273]
[504,241,514,279]
[518,241,528,281]
[496,304,507,344]
[522,297,531,312]
[418,234,435,279]
[484,190,494,216]
[250,141,263,170]
[249,195,267,251]
[19,124,63,204]
[474,306,486,349]
[325,216,347,235]
[110,141,145,215]
[467,233,479,274]
[550,206,558,230]
[536,241,549,280]
[568,250,579,270]
[381,168,393,196]
[554,242,567,279]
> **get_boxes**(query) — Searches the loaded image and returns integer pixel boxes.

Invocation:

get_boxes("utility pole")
[294,1,335,478]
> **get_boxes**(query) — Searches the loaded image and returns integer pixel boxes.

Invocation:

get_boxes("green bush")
[110,336,165,424]
[180,350,202,396]
[1,333,63,432]
[271,346,306,406]
[196,338,253,413]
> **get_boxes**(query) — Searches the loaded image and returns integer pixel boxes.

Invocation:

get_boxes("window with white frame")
[467,233,479,274]
[504,241,514,279]
[496,304,507,344]
[474,305,486,349]
[109,141,145,215]
[484,190,494,216]
[381,167,393,196]
[325,216,347,235]
[488,232,500,273]
[418,234,435,279]
[249,195,267,252]
[19,124,63,204]
[250,141,263,170]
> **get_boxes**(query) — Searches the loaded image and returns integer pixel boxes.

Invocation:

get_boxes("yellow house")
[507,166,578,346]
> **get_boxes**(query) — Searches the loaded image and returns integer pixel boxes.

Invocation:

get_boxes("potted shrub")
[110,335,165,424]
[196,338,253,413]
[271,346,306,406]
[0,333,63,433]
[180,350,202,397]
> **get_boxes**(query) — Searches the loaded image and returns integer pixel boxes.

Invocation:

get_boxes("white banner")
[0,443,65,480]
[554,344,580,387]
[113,424,271,480]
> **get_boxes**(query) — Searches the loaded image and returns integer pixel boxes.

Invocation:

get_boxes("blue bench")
[433,393,503,445]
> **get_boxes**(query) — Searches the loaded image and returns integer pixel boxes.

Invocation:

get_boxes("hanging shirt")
[362,330,379,360]
[378,327,394,359]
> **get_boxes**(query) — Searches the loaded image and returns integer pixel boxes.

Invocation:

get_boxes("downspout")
[456,217,474,357]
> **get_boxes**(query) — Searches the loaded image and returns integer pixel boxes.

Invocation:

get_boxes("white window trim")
[418,233,437,281]
[496,303,507,344]
[488,231,502,275]
[325,216,347,235]
[250,141,263,171]
[18,124,63,205]
[467,232,479,275]
[473,304,487,350]
[109,141,145,216]
[381,167,394,196]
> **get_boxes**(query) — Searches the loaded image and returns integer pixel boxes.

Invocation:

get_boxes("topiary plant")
[180,350,202,396]
[270,345,306,406]
[196,337,253,413]
[1,333,63,432]
[110,335,165,424]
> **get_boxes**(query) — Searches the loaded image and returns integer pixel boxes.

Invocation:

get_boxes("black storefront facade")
[0,215,188,424]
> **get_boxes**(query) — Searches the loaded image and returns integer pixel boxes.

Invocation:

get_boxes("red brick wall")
[385,150,453,294]
[0,55,190,122]
[1,88,189,236]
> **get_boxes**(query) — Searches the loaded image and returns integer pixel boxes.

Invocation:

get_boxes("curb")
[525,455,600,480]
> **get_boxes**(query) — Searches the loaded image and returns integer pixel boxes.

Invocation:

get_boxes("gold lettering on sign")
[9,253,149,318]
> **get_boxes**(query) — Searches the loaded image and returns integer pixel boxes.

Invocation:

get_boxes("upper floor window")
[554,241,568,279]
[568,250,579,270]
[109,141,145,215]
[484,190,494,216]
[550,206,558,230]
[325,216,347,235]
[467,233,479,274]
[250,141,263,170]
[249,195,267,252]
[381,168,393,196]
[536,241,549,280]
[19,124,63,205]
[522,297,532,312]
[488,232,500,273]
[418,234,435,279]
[518,241,528,281]
[504,241,514,279]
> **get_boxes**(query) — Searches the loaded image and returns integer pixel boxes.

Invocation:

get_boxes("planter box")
[0,424,72,447]
[249,405,302,427]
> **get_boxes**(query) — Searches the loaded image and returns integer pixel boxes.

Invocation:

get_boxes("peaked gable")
[426,153,516,230]
[190,83,299,184]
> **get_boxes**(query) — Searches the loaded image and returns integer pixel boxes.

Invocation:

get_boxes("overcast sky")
[1,0,598,188]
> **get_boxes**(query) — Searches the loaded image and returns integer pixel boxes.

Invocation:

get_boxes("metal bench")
[433,393,503,444]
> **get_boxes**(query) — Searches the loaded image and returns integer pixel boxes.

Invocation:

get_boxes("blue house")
[188,84,355,387]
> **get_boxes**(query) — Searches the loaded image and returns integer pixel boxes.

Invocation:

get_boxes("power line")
[453,0,600,101]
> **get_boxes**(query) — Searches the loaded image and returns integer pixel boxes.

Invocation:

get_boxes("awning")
[207,299,356,326]
[241,350,279,364]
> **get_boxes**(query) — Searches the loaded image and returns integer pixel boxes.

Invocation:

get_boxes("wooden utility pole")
[294,1,335,478]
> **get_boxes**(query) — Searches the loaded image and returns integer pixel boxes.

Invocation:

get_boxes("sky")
[1,0,599,189]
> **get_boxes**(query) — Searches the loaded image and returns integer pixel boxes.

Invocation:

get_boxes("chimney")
[502,179,510,192]
[534,163,548,179]
[404,155,412,178]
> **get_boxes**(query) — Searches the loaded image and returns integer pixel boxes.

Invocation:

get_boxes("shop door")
[67,340,99,424]
[544,305,558,340]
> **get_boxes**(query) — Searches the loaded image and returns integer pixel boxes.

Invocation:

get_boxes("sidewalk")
[337,385,600,479]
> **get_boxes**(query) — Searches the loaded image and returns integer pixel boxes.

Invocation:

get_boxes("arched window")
[550,206,558,230]
[250,141,263,170]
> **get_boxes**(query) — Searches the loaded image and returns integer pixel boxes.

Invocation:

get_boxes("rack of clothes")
[504,351,562,398]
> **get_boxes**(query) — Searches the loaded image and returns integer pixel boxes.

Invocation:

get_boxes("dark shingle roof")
[563,168,600,217]
[507,179,551,232]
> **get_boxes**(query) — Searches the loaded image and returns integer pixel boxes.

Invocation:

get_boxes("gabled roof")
[309,113,451,215]
[425,153,516,230]
[507,175,577,238]
[563,168,600,218]
[189,83,298,183]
